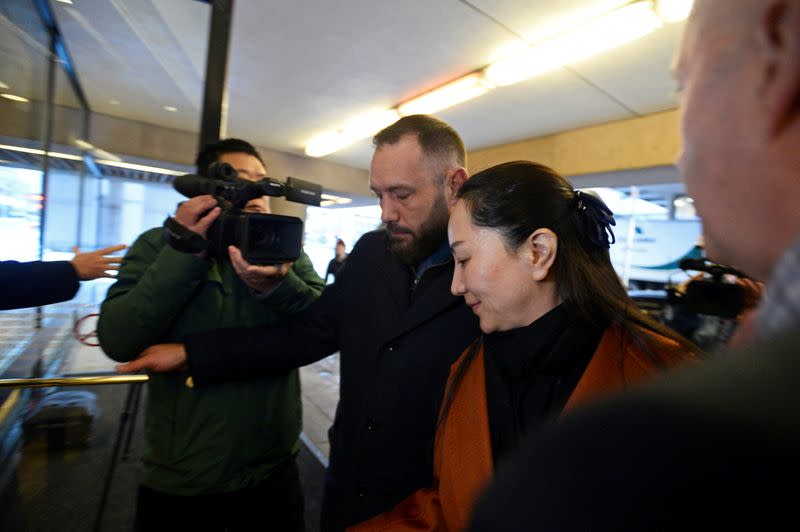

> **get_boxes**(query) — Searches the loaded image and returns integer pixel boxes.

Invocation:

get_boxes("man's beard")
[385,193,450,265]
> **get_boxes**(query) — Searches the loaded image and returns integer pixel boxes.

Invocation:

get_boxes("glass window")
[303,204,381,281]
[589,183,701,290]
[0,165,43,261]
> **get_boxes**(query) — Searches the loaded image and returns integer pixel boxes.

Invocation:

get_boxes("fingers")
[94,244,128,256]
[194,206,221,235]
[186,195,219,211]
[175,196,220,233]
[116,359,144,373]
[255,265,281,276]
[262,261,291,275]
[178,196,218,218]
[228,246,249,275]
[244,261,288,278]
[131,343,187,372]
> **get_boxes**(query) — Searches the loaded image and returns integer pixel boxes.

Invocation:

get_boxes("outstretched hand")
[116,343,188,373]
[228,245,293,294]
[70,244,127,280]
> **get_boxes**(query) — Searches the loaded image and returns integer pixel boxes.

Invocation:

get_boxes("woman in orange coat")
[350,161,700,532]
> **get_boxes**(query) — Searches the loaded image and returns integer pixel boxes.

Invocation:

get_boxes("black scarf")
[483,304,605,464]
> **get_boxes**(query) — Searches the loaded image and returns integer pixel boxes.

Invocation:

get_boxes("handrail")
[0,373,148,389]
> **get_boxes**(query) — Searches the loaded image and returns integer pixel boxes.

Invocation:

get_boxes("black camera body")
[206,210,304,265]
[172,162,322,264]
[667,258,749,319]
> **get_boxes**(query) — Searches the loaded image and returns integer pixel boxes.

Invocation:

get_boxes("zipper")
[410,258,450,296]
[410,277,420,293]
[409,265,420,294]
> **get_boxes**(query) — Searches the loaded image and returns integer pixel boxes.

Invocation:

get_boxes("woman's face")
[448,201,543,333]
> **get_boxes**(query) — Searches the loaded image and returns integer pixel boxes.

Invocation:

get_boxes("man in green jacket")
[97,138,324,532]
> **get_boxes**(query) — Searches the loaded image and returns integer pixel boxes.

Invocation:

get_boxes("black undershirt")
[483,304,606,465]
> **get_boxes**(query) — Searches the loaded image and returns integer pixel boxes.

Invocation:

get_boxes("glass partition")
[303,203,382,281]
[0,3,214,530]
[590,182,701,290]
[0,0,51,262]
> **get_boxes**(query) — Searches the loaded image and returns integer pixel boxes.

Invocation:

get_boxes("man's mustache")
[386,223,414,236]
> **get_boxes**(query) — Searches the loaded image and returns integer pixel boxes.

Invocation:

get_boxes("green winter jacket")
[97,227,324,495]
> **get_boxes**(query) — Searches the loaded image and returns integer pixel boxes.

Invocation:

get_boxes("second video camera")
[172,162,322,264]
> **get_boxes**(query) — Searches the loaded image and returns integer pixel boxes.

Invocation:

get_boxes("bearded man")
[118,115,480,532]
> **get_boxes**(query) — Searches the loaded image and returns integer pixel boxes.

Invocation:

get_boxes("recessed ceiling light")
[56,0,74,4]
[109,98,120,105]
[1,93,30,103]
[163,106,177,112]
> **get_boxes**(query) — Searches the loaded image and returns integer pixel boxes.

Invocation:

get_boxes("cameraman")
[97,138,324,531]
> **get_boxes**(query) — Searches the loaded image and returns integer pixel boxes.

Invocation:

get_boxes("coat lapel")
[389,262,465,339]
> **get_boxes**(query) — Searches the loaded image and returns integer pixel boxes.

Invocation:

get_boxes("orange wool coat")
[349,326,693,532]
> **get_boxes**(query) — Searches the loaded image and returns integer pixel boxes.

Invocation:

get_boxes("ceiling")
[1,0,686,171]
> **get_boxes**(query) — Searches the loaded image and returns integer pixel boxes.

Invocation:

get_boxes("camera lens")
[253,230,277,250]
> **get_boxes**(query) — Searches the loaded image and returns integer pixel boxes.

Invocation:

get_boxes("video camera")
[171,162,322,264]
[666,258,750,319]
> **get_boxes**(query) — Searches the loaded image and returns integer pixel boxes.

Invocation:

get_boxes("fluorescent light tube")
[485,1,663,86]
[1,93,30,103]
[398,73,494,116]
[306,109,400,158]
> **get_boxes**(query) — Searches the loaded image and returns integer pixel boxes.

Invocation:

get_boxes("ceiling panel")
[0,1,70,105]
[439,67,635,151]
[53,0,208,130]
[323,65,636,170]
[226,0,518,151]
[569,21,685,115]
[468,0,631,43]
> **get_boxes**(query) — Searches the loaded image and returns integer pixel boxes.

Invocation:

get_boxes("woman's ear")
[527,229,558,282]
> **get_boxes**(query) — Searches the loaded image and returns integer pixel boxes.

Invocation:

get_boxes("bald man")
[469,1,800,530]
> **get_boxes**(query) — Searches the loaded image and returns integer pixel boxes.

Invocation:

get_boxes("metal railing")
[0,372,148,532]
[0,373,148,389]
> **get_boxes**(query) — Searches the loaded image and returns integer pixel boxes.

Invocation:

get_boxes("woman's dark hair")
[438,161,700,431]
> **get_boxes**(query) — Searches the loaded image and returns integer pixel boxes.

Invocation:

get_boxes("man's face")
[370,135,451,264]
[218,151,270,213]
[673,0,765,274]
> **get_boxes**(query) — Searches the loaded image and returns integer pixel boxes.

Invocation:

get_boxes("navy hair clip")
[574,190,616,249]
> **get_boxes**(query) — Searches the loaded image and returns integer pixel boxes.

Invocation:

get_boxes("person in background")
[97,138,324,531]
[469,1,800,530]
[0,244,126,310]
[116,115,481,531]
[325,239,348,283]
[351,161,698,532]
